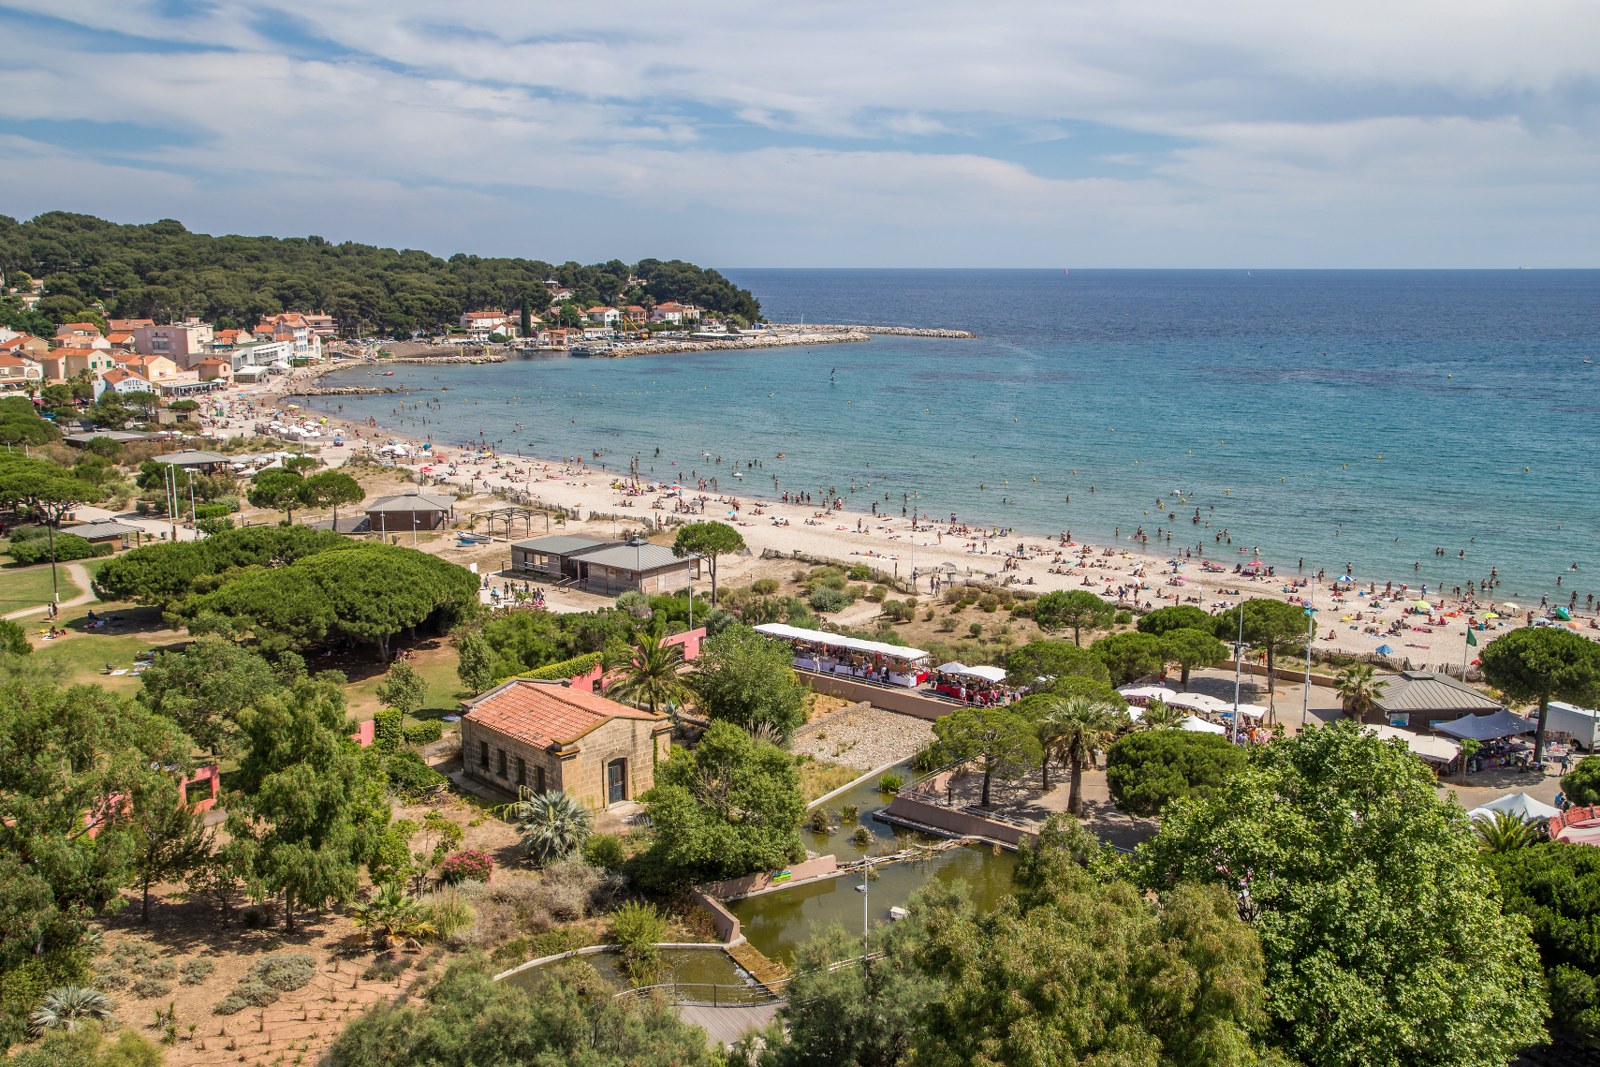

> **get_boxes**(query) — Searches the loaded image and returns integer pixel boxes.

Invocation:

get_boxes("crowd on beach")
[181,363,1600,673]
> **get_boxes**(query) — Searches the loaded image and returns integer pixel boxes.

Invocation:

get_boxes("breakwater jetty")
[774,323,976,339]
[591,329,870,358]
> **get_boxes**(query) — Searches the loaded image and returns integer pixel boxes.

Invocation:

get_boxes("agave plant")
[352,882,437,950]
[29,986,115,1037]
[502,788,593,865]
[1474,810,1541,854]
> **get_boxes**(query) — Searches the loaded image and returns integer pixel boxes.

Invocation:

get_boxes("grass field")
[27,603,188,693]
[798,757,861,802]
[344,641,467,725]
[0,563,85,615]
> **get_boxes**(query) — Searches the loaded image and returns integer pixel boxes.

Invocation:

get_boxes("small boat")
[1586,358,1595,365]
[382,370,395,376]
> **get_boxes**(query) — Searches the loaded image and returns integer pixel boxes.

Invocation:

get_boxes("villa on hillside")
[459,680,671,808]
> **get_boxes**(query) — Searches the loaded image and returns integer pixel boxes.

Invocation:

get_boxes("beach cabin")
[64,520,145,550]
[1372,671,1503,730]
[366,491,457,534]
[509,534,616,581]
[562,537,697,596]
[151,449,230,474]
[459,680,672,809]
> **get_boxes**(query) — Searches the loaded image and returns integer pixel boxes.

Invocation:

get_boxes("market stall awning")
[1467,792,1561,823]
[1180,715,1227,734]
[1119,685,1177,703]
[754,623,929,663]
[1434,709,1538,741]
[1167,692,1229,713]
[1363,724,1460,763]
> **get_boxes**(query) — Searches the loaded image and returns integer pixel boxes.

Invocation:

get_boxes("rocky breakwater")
[597,329,870,358]
[286,385,403,397]
[775,323,976,339]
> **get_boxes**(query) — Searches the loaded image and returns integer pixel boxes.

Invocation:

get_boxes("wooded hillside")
[0,212,761,336]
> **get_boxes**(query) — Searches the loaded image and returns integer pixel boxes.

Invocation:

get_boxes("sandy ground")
[176,360,1598,678]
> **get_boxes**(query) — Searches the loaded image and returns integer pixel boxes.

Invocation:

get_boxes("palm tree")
[29,986,115,1037]
[1138,699,1185,730]
[606,634,695,724]
[1334,663,1388,723]
[1473,810,1541,854]
[1041,696,1127,816]
[352,882,437,950]
[502,788,593,865]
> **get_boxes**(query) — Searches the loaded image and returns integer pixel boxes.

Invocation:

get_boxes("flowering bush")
[438,849,494,885]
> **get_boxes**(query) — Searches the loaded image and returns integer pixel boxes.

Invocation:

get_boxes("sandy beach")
[200,358,1599,673]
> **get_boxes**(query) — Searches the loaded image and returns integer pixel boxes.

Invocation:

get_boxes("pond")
[802,759,921,856]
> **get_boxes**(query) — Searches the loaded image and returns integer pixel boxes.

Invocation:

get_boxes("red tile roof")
[57,322,100,333]
[463,680,661,749]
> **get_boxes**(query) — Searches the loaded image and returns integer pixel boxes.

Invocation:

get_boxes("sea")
[302,269,1600,605]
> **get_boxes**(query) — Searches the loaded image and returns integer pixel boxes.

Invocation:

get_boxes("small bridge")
[615,980,789,1048]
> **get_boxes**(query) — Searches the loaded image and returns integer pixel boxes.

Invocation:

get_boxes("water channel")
[505,760,1023,986]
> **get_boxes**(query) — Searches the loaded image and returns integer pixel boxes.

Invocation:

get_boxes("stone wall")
[881,792,1033,848]
[798,672,954,720]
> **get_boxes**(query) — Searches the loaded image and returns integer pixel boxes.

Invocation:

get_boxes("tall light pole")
[1302,606,1317,730]
[855,856,874,945]
[1231,603,1245,743]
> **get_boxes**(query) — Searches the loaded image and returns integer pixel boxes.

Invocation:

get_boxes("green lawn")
[27,603,188,692]
[0,563,85,615]
[345,642,467,725]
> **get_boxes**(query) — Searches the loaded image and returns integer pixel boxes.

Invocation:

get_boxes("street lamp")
[1302,606,1317,730]
[855,857,874,944]
[1230,603,1246,743]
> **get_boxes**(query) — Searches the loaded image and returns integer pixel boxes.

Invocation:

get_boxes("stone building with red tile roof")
[459,679,671,808]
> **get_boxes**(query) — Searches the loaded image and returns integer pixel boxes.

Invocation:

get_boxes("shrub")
[539,860,612,921]
[1114,609,1134,625]
[847,564,874,581]
[193,502,232,520]
[610,901,667,987]
[438,849,494,885]
[878,773,904,795]
[248,953,316,992]
[851,825,873,846]
[978,594,1001,613]
[9,533,109,565]
[581,833,627,871]
[751,578,780,596]
[422,888,476,942]
[514,651,604,683]
[372,708,403,752]
[384,749,447,798]
[129,976,171,999]
[807,808,831,833]
[403,721,443,746]
[179,958,214,985]
[865,584,889,603]
[0,618,30,656]
[808,586,852,613]
[213,995,250,1016]
[362,955,411,983]
[840,804,859,824]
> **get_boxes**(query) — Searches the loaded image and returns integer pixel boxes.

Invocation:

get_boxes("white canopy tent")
[1363,724,1461,764]
[1467,792,1561,823]
[1228,703,1270,720]
[1180,715,1227,734]
[754,623,929,663]
[1119,685,1177,705]
[1166,692,1229,714]
[1434,710,1538,741]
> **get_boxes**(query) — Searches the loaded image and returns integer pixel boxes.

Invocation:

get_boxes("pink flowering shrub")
[439,849,494,884]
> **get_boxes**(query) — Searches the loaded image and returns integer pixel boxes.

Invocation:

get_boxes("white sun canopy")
[1166,692,1229,713]
[935,663,1007,683]
[754,623,929,663]
[1468,792,1561,823]
[1364,724,1461,764]
[1180,715,1227,734]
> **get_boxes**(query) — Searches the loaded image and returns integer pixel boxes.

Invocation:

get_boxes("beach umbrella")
[1338,574,1354,582]
[1413,599,1431,609]
[1556,607,1572,620]
[1482,612,1499,620]
[1500,602,1520,614]
[1376,644,1394,655]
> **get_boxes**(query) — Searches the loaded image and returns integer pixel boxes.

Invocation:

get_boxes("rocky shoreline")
[589,330,870,358]
[774,323,977,339]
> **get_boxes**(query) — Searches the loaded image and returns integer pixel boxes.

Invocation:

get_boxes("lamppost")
[1302,606,1317,730]
[1230,603,1246,743]
[854,856,875,945]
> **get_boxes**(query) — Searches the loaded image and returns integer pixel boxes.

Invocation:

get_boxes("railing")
[613,978,789,1007]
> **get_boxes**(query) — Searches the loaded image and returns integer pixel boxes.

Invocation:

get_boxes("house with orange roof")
[55,323,111,350]
[459,679,671,807]
[0,352,43,391]
[650,302,686,324]
[585,306,620,327]
[122,354,179,381]
[132,320,213,370]
[458,310,513,343]
[253,314,322,362]
[105,331,137,351]
[39,347,116,381]
[95,366,154,398]
[107,319,155,332]
[0,334,51,360]
[193,358,232,382]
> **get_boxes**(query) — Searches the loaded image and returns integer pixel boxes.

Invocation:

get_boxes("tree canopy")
[1139,722,1548,1067]
[1032,589,1115,645]
[635,721,804,890]
[1105,729,1246,817]
[930,706,1041,807]
[671,521,744,604]
[1136,604,1213,637]
[1487,842,1600,1048]
[324,958,717,1067]
[1212,599,1311,720]
[1480,626,1600,762]
[93,524,352,607]
[1090,630,1168,686]
[1004,638,1111,688]
[0,211,760,335]
[691,623,808,739]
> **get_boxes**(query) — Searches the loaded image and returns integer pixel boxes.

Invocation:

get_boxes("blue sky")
[1,1,1597,267]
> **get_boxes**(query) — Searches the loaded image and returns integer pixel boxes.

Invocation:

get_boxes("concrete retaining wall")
[691,888,742,944]
[799,673,954,720]
[882,792,1033,848]
[703,854,839,901]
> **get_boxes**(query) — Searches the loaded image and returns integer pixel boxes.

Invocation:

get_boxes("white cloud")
[1,1,1597,265]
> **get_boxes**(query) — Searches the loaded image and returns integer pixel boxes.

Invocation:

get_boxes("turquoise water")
[303,269,1600,602]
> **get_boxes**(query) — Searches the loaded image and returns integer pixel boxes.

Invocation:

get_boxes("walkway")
[674,1000,784,1048]
[2,562,96,620]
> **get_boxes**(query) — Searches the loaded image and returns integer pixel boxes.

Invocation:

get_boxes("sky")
[1,1,1597,268]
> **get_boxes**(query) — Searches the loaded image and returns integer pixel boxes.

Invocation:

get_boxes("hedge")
[501,651,604,686]
[8,533,113,566]
[373,707,403,752]
[403,721,443,746]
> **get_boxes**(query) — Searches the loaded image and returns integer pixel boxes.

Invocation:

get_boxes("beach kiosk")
[753,622,930,688]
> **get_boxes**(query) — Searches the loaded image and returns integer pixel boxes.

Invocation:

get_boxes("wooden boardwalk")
[675,1000,785,1047]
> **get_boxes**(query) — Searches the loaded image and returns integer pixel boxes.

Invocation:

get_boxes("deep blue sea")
[304,269,1600,603]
